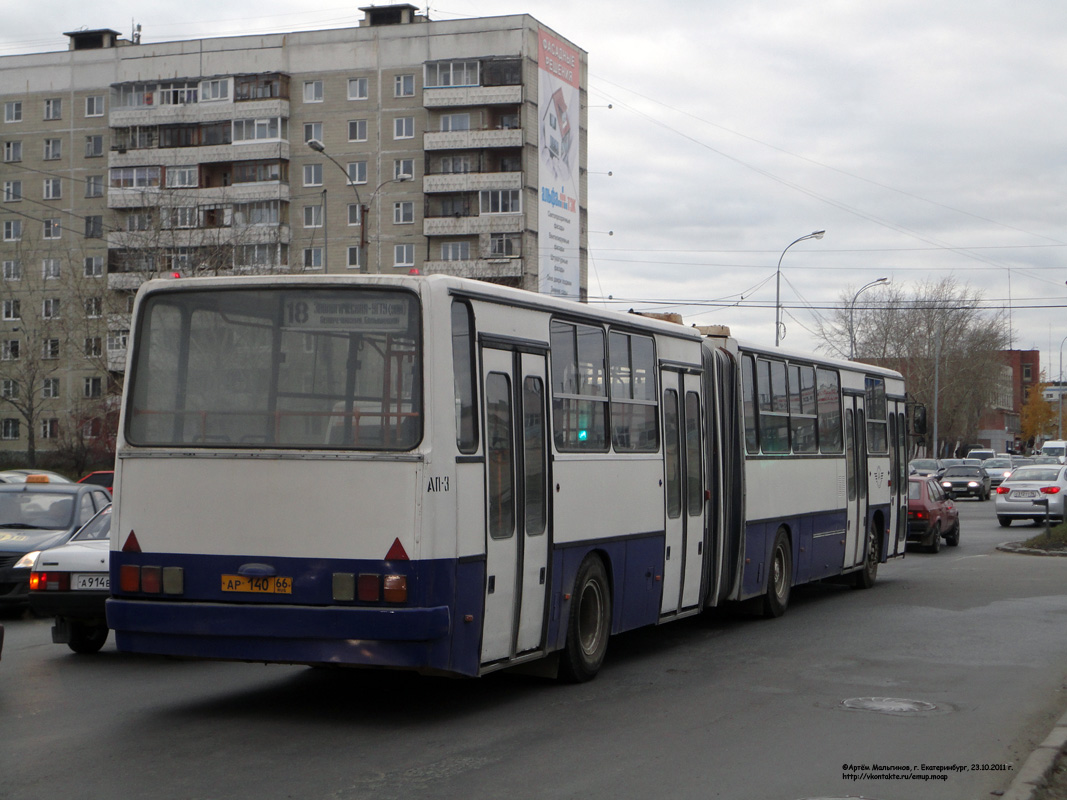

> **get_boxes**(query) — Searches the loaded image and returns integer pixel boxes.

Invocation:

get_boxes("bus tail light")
[118,564,184,594]
[30,571,70,591]
[120,564,141,592]
[383,574,407,603]
[357,573,380,602]
[141,566,162,593]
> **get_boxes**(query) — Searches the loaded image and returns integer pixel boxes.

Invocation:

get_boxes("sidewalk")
[1000,708,1067,800]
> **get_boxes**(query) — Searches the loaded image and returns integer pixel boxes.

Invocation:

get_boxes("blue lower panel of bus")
[741,509,848,598]
[107,554,486,677]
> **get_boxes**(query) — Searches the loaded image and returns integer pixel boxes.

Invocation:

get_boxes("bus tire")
[67,622,108,654]
[852,521,880,590]
[762,529,792,618]
[559,555,611,683]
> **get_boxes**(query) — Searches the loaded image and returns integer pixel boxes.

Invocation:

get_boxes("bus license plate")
[221,575,292,594]
[74,574,109,590]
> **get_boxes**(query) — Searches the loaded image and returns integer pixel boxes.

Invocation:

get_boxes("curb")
[998,709,1067,800]
[995,542,1067,557]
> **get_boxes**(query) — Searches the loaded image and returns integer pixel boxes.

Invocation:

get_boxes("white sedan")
[995,465,1067,527]
[29,505,112,653]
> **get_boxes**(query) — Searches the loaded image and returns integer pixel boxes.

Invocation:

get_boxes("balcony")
[424,213,524,237]
[108,182,289,209]
[424,128,524,151]
[109,99,289,128]
[423,258,523,280]
[109,141,290,168]
[107,225,289,250]
[423,171,522,194]
[423,85,522,108]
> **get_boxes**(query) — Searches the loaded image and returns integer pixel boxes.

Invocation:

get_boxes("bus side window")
[452,300,478,454]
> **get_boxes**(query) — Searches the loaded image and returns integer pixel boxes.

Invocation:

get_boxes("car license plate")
[73,574,109,590]
[221,575,292,594]
[1013,490,1038,498]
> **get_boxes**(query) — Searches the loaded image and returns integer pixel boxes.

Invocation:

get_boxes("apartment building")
[0,6,588,462]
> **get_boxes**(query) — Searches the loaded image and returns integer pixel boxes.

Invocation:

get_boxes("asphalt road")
[2,499,1065,800]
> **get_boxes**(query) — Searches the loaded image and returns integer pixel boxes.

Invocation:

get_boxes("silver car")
[995,465,1067,527]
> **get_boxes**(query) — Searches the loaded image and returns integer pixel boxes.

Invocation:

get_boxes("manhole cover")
[842,697,937,714]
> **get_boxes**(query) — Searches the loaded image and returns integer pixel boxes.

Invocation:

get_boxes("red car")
[907,475,960,553]
[77,471,113,493]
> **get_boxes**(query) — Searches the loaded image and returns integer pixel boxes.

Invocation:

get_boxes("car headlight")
[967,481,979,487]
[14,550,41,570]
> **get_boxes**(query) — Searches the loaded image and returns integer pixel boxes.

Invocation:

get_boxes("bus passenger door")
[661,370,703,616]
[480,348,550,665]
[843,398,869,568]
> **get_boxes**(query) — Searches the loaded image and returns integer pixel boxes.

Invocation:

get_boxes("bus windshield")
[126,287,422,450]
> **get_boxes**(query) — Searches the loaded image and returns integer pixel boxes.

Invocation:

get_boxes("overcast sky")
[4,1,1066,375]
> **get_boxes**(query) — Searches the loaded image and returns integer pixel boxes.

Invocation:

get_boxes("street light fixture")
[307,138,412,271]
[848,277,889,360]
[775,230,825,347]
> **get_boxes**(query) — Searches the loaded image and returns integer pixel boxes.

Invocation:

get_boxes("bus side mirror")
[912,405,927,435]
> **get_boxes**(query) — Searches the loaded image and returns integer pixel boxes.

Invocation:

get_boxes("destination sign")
[282,294,411,333]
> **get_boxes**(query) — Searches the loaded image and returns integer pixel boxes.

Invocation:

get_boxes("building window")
[85,297,103,318]
[108,330,129,351]
[303,163,323,187]
[85,175,104,197]
[348,119,367,141]
[43,138,61,160]
[425,60,480,88]
[347,246,361,269]
[303,205,323,228]
[200,79,229,101]
[490,232,520,257]
[84,216,103,239]
[440,113,470,132]
[85,337,103,357]
[1,339,19,360]
[479,189,521,214]
[126,211,153,232]
[44,98,62,120]
[394,244,414,267]
[234,73,288,101]
[394,159,414,180]
[165,166,198,188]
[4,102,22,123]
[109,166,161,188]
[303,80,324,103]
[85,95,105,117]
[42,339,60,359]
[158,81,199,105]
[395,74,415,97]
[394,117,414,139]
[233,201,279,226]
[394,202,414,224]
[2,260,20,280]
[42,298,60,318]
[1,379,17,399]
[43,178,61,200]
[303,122,322,143]
[232,117,285,142]
[1022,364,1033,381]
[84,377,102,398]
[347,161,367,184]
[85,135,104,158]
[43,219,62,239]
[303,247,323,269]
[40,419,59,439]
[42,378,59,398]
[3,180,21,202]
[441,242,470,261]
[2,300,19,320]
[42,259,61,279]
[84,256,103,277]
[347,204,362,226]
[3,220,22,241]
[2,419,19,441]
[2,141,20,162]
[348,77,368,100]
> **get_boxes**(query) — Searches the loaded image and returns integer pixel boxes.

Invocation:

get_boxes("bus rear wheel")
[852,521,880,589]
[559,555,611,683]
[762,529,792,618]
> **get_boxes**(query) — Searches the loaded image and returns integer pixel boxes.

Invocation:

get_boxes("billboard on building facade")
[537,30,581,299]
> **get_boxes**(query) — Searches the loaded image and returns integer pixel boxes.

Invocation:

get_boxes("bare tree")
[814,277,1011,456]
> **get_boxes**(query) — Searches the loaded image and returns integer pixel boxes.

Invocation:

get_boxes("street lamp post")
[307,139,411,272]
[775,230,825,347]
[848,277,889,360]
[1059,333,1067,439]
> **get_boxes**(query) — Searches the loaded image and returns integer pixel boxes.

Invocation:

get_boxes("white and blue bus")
[107,274,908,680]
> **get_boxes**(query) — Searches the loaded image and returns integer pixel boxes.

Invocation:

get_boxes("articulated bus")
[107,274,908,680]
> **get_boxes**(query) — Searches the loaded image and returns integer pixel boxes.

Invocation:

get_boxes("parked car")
[77,470,114,493]
[30,505,112,653]
[966,448,996,462]
[909,459,941,477]
[982,458,1015,489]
[995,464,1067,527]
[0,477,112,608]
[908,476,960,552]
[940,465,991,500]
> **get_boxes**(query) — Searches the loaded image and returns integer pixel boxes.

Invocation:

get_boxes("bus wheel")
[68,622,109,654]
[559,555,611,682]
[852,521,881,590]
[762,529,792,618]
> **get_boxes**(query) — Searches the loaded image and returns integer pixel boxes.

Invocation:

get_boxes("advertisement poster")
[538,30,581,299]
